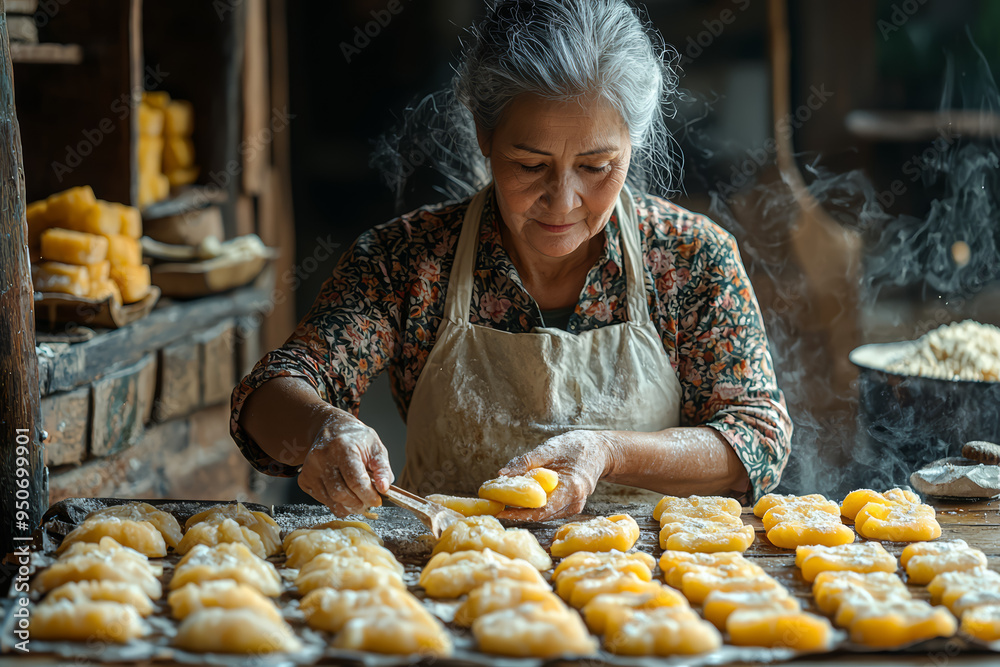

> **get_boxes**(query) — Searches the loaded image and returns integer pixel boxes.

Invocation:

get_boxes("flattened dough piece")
[479,475,547,509]
[32,599,146,642]
[432,515,552,570]
[184,502,281,556]
[555,549,656,580]
[45,580,155,616]
[301,586,428,633]
[473,603,597,657]
[37,541,163,598]
[295,556,405,595]
[88,502,183,550]
[550,514,639,557]
[281,522,381,552]
[333,607,453,656]
[582,586,689,634]
[286,533,397,569]
[604,606,722,655]
[168,580,283,622]
[426,495,505,517]
[57,516,167,557]
[176,517,266,558]
[654,495,742,521]
[174,608,302,654]
[419,549,546,598]
[171,543,281,596]
[454,579,564,627]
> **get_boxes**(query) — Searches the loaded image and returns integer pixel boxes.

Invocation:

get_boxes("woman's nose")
[542,173,581,215]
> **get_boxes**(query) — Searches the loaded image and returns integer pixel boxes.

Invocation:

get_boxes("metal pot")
[849,342,1000,488]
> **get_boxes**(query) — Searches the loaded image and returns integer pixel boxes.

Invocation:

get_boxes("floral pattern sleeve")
[643,197,792,502]
[229,228,403,477]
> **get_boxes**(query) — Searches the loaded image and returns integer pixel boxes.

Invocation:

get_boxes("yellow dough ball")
[960,604,1000,642]
[479,474,548,508]
[603,606,722,656]
[855,502,941,542]
[582,585,689,634]
[901,539,988,585]
[432,515,552,570]
[550,514,639,557]
[44,580,155,617]
[659,515,755,553]
[795,541,898,582]
[765,514,856,550]
[525,467,560,493]
[419,549,546,598]
[473,602,597,658]
[87,502,183,550]
[753,493,834,517]
[811,571,911,616]
[927,568,1000,605]
[702,589,800,631]
[31,599,146,643]
[281,521,381,551]
[168,580,283,622]
[727,609,835,651]
[654,495,742,521]
[176,517,266,558]
[454,579,565,627]
[171,543,282,596]
[840,489,890,520]
[301,586,427,633]
[332,607,453,657]
[554,549,656,580]
[835,599,957,648]
[174,608,302,654]
[681,574,784,606]
[184,502,281,556]
[295,554,405,595]
[36,538,163,598]
[426,494,505,517]
[57,516,167,558]
[555,561,653,600]
[658,551,762,589]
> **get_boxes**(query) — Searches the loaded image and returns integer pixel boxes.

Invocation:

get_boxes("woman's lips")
[535,220,576,233]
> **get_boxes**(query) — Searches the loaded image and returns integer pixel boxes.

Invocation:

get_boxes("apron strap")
[443,186,491,324]
[445,184,648,326]
[616,185,651,325]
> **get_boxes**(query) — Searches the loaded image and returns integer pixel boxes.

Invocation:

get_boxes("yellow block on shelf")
[32,261,90,297]
[40,228,109,265]
[138,136,164,174]
[163,137,195,172]
[115,203,142,238]
[45,186,98,229]
[143,90,170,110]
[166,166,199,188]
[163,100,194,136]
[90,277,122,303]
[111,264,150,304]
[138,173,170,208]
[86,260,111,285]
[62,201,121,237]
[105,234,142,268]
[138,103,164,137]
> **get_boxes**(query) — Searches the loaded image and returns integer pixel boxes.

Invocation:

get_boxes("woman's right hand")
[297,407,395,517]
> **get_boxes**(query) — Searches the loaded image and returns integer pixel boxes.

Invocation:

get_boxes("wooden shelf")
[10,42,83,65]
[846,109,1000,142]
[141,186,228,220]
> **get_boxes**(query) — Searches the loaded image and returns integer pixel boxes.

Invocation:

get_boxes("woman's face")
[480,93,631,260]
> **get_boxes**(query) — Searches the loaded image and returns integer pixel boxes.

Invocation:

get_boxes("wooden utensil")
[380,485,462,538]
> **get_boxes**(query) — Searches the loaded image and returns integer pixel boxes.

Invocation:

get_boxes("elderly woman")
[232,0,792,520]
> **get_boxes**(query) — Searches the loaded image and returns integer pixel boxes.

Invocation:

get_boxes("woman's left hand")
[496,430,620,521]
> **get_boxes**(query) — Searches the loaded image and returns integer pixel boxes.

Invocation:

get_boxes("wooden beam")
[0,1,45,556]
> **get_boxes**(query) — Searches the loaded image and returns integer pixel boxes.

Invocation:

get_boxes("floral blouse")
[231,189,793,501]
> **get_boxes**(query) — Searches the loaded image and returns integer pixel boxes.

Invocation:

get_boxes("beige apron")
[400,185,682,502]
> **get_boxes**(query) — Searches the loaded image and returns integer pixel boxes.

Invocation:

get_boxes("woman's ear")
[475,122,491,158]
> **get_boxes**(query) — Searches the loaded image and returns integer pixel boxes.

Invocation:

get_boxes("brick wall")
[37,285,273,507]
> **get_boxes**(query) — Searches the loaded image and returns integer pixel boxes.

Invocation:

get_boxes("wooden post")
[0,0,45,557]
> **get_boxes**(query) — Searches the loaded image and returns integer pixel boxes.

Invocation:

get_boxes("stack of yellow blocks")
[27,186,150,304]
[138,91,198,208]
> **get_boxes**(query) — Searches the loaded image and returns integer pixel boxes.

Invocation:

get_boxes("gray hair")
[373,0,681,209]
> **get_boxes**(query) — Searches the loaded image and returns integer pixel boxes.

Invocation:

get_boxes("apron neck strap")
[444,186,491,324]
[445,184,649,325]
[616,184,651,325]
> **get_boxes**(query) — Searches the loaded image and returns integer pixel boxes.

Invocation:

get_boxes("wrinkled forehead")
[493,93,631,152]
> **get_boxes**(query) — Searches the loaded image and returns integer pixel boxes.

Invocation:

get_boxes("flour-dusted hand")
[497,430,621,521]
[297,408,394,517]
